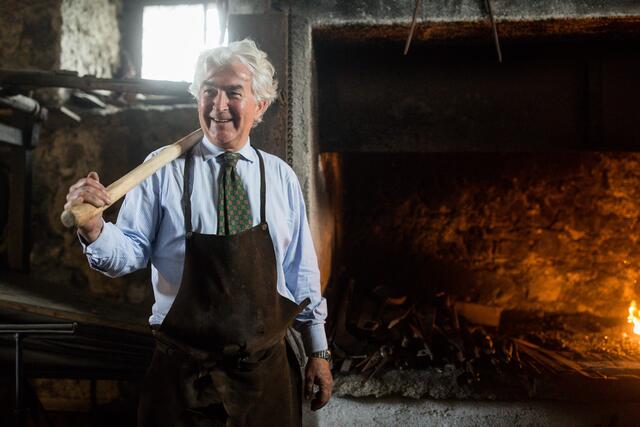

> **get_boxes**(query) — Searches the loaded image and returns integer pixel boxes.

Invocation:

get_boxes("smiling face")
[197,61,267,152]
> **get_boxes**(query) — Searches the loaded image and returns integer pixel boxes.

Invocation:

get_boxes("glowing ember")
[627,301,640,335]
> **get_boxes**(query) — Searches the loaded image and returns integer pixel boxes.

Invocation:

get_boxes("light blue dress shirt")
[82,136,328,353]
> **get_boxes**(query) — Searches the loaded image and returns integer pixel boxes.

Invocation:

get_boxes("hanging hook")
[404,0,422,55]
[485,0,503,63]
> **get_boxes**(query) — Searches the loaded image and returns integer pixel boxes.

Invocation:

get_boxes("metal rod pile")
[327,280,634,393]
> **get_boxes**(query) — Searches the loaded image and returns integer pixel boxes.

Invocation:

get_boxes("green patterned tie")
[217,152,253,235]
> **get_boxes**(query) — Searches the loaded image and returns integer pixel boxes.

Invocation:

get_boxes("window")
[141,3,227,82]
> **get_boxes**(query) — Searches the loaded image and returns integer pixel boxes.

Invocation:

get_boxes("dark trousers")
[137,340,302,427]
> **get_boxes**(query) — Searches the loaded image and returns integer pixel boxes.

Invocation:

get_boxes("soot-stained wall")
[317,37,640,318]
[342,152,640,318]
[317,40,640,153]
[0,0,64,70]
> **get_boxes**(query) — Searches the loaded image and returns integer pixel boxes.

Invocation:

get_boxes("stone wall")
[31,106,198,303]
[60,0,120,77]
[0,0,63,70]
[343,152,640,318]
[0,0,119,76]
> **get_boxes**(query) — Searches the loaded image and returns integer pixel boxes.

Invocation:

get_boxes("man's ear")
[256,100,268,118]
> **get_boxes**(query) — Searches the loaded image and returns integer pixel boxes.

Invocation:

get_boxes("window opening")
[141,3,227,82]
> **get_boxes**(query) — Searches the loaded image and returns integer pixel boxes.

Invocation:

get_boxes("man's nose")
[213,91,229,111]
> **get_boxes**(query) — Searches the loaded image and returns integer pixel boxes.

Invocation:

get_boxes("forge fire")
[321,152,640,401]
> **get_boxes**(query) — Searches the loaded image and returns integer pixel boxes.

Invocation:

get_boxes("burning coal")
[627,301,640,335]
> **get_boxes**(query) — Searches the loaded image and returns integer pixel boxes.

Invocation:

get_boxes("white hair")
[189,39,278,122]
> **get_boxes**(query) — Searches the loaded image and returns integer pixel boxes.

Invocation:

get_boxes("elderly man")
[64,39,332,426]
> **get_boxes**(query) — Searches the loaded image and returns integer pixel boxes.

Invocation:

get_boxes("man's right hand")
[64,171,110,243]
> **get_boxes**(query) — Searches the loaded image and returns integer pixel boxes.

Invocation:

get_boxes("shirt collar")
[200,134,256,164]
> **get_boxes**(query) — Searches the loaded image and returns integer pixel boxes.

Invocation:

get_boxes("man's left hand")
[304,357,333,411]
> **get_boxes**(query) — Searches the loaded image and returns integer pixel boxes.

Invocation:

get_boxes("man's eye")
[230,92,242,98]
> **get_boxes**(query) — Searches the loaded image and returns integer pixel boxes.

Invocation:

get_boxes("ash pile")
[325,280,640,400]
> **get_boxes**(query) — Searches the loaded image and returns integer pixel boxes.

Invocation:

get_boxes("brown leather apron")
[138,148,308,427]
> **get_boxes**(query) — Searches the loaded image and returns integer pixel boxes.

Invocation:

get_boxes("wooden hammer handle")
[60,129,203,228]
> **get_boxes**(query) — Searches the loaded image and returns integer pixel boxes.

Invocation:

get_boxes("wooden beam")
[0,69,192,97]
[6,145,31,271]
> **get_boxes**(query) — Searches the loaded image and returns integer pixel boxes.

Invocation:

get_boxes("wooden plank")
[0,69,192,97]
[0,271,150,335]
[0,122,22,146]
[454,302,502,327]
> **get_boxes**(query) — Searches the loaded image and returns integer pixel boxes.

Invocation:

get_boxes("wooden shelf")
[0,270,150,335]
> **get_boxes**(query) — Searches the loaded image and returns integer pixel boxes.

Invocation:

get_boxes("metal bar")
[404,0,422,55]
[485,0,503,63]
[59,105,82,122]
[0,69,192,97]
[0,323,78,334]
[15,333,24,427]
[6,324,78,425]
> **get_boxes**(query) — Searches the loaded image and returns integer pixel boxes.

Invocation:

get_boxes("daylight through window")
[141,4,227,82]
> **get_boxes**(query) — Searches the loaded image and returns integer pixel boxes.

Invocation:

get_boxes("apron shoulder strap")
[182,149,193,234]
[254,147,266,224]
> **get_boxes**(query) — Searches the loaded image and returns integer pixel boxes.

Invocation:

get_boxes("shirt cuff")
[301,323,328,354]
[79,220,116,259]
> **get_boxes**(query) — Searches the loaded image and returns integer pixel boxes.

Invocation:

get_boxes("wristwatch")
[309,349,332,362]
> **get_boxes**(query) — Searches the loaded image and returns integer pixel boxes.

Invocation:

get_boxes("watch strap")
[309,349,332,361]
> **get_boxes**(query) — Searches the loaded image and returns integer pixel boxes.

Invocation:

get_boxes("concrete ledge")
[304,396,640,426]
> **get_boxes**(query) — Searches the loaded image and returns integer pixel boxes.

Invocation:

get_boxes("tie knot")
[220,152,241,168]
